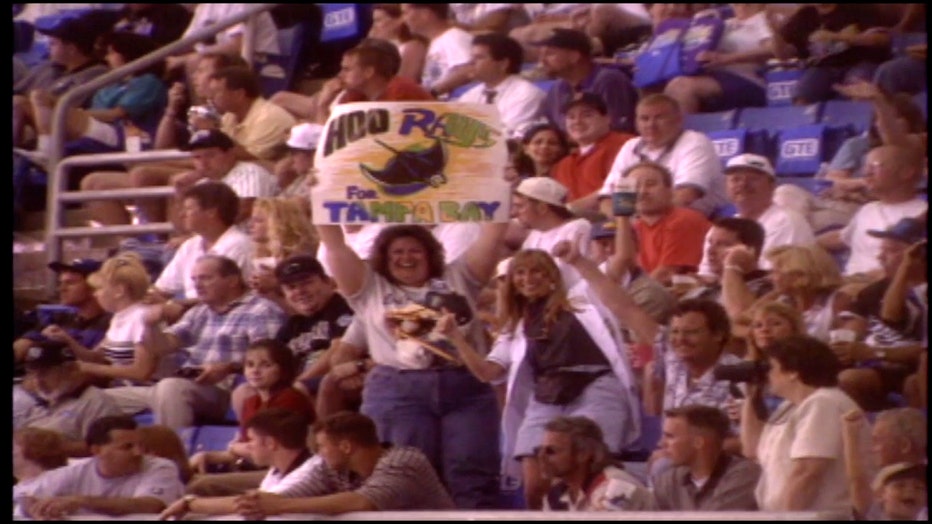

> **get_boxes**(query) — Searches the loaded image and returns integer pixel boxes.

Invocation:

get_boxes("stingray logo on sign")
[781,139,819,159]
[322,4,358,41]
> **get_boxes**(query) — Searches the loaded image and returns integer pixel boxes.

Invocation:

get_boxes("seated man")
[152,182,253,317]
[13,341,122,457]
[539,416,653,511]
[174,129,277,227]
[276,122,323,200]
[14,259,110,368]
[402,4,474,98]
[107,255,286,428]
[15,415,184,519]
[159,408,321,519]
[653,405,761,510]
[232,411,456,517]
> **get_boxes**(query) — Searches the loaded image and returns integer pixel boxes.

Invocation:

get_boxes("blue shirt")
[91,73,167,137]
[543,64,639,134]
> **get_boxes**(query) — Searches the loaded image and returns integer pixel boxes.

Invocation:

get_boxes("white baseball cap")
[724,153,775,179]
[515,177,570,209]
[286,123,324,151]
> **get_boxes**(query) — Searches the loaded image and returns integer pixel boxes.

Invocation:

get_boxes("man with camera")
[106,255,285,429]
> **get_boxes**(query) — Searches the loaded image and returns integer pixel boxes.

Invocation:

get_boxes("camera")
[713,360,770,383]
[176,367,204,379]
[424,291,473,325]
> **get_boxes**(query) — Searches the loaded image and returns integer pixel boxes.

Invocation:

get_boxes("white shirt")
[458,75,546,136]
[697,203,816,274]
[600,130,727,217]
[422,27,473,90]
[715,11,773,84]
[155,226,254,299]
[841,198,928,276]
[450,3,514,25]
[14,456,184,517]
[431,223,482,263]
[521,218,592,289]
[259,454,324,494]
[220,161,277,199]
[182,4,280,55]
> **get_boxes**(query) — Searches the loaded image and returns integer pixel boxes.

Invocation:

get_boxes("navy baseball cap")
[48,258,103,276]
[23,340,77,370]
[533,28,592,55]
[867,217,926,244]
[275,255,327,285]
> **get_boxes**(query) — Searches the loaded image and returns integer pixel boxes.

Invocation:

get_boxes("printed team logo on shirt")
[337,314,354,328]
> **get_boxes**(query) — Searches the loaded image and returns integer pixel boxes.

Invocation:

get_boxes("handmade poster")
[311,102,510,225]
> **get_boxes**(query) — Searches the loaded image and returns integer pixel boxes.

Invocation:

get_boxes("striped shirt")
[220,161,277,199]
[169,291,285,369]
[278,446,455,510]
[100,302,177,385]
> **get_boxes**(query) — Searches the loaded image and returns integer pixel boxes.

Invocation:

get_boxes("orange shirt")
[341,76,434,103]
[551,131,634,201]
[634,206,711,274]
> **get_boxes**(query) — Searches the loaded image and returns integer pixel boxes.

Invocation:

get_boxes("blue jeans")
[795,62,879,104]
[361,365,501,509]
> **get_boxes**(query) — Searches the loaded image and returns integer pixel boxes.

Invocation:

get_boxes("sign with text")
[311,102,510,225]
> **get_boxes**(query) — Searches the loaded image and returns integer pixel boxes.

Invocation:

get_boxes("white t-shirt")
[422,27,473,90]
[14,456,184,516]
[697,203,816,274]
[600,130,726,217]
[99,302,178,385]
[182,4,280,55]
[521,218,592,289]
[755,388,869,512]
[430,223,482,264]
[715,11,773,84]
[458,75,547,136]
[840,198,928,276]
[155,226,254,299]
[259,454,324,494]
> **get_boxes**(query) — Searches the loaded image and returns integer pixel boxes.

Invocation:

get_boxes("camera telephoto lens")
[712,360,770,383]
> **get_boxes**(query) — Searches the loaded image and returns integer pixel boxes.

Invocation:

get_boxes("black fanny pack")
[533,369,610,405]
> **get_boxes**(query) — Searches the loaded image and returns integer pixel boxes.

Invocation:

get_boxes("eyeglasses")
[533,445,561,456]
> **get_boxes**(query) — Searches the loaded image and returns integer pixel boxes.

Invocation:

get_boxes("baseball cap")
[871,462,926,491]
[184,129,236,151]
[48,258,103,276]
[563,92,608,115]
[724,153,776,179]
[23,340,77,370]
[590,220,617,240]
[867,217,926,244]
[532,28,592,55]
[34,12,99,52]
[515,177,570,209]
[287,123,324,151]
[275,255,327,285]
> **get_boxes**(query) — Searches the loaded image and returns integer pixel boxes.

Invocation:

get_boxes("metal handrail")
[42,4,278,289]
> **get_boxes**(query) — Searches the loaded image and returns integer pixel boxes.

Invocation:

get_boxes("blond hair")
[87,252,151,301]
[747,301,807,360]
[766,244,842,294]
[252,198,318,260]
[498,249,577,336]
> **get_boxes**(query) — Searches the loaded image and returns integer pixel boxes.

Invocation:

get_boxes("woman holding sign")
[315,221,507,509]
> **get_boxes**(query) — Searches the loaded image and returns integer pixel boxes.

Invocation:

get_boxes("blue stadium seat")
[192,425,239,453]
[177,427,199,456]
[320,3,366,43]
[134,410,155,426]
[618,414,662,462]
[706,128,747,167]
[774,124,827,177]
[254,21,310,98]
[533,79,557,94]
[450,82,479,100]
[736,103,822,159]
[820,100,874,160]
[684,109,738,133]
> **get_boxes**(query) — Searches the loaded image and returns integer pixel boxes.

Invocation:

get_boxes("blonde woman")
[746,301,807,361]
[436,248,640,510]
[248,198,318,308]
[746,244,849,343]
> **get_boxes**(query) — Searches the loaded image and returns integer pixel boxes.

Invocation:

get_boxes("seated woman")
[519,123,570,178]
[369,4,427,82]
[29,32,168,157]
[438,248,640,509]
[664,4,774,113]
[248,198,318,310]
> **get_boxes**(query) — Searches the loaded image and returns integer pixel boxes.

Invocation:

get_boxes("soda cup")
[611,178,637,217]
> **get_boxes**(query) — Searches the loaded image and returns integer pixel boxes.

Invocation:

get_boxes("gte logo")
[324,7,355,28]
[781,139,818,158]
[767,81,796,100]
[713,139,739,158]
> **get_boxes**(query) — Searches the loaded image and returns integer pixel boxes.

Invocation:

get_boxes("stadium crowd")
[11,2,928,520]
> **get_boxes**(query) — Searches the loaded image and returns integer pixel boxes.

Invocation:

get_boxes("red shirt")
[552,131,635,201]
[341,76,434,103]
[634,206,711,274]
[238,386,313,441]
